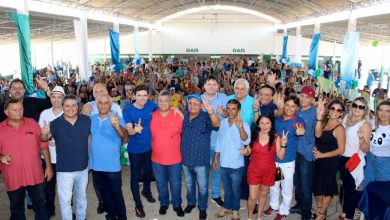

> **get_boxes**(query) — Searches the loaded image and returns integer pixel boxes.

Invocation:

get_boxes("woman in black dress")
[312,99,346,220]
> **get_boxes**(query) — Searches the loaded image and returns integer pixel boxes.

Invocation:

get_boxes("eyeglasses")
[188,102,201,106]
[352,103,365,110]
[234,87,246,91]
[330,106,343,113]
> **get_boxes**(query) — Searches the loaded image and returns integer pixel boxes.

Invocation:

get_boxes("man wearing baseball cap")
[181,94,220,220]
[290,86,317,220]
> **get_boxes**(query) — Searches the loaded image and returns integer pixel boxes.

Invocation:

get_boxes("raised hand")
[253,94,260,111]
[0,154,11,165]
[110,112,120,128]
[134,118,143,134]
[296,124,305,136]
[317,97,327,120]
[202,99,214,115]
[281,130,289,146]
[236,110,243,128]
[36,77,49,91]
[41,121,51,136]
[274,93,284,109]
[217,104,223,115]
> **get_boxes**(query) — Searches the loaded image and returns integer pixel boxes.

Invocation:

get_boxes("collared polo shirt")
[228,94,254,126]
[123,100,158,154]
[51,114,90,172]
[259,102,277,118]
[150,109,183,165]
[297,106,317,161]
[275,115,305,163]
[216,118,251,169]
[90,114,125,172]
[181,111,213,167]
[0,118,48,191]
[201,92,229,148]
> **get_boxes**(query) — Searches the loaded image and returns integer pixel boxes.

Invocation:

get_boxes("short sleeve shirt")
[0,118,48,191]
[90,115,125,172]
[228,94,254,126]
[181,111,213,167]
[275,115,305,163]
[297,106,317,161]
[123,100,158,153]
[51,114,91,172]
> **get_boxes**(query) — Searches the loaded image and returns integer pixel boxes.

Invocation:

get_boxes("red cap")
[301,86,316,98]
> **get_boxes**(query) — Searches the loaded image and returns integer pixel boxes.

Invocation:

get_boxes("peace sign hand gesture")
[110,112,120,128]
[134,118,143,134]
[281,130,289,147]
[295,124,305,136]
[317,97,327,120]
[274,93,284,109]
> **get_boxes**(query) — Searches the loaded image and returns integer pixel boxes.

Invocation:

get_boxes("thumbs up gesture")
[134,118,143,134]
[41,121,51,135]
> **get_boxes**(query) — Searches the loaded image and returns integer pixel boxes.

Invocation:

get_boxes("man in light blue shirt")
[201,75,228,207]
[213,99,251,220]
[90,94,128,220]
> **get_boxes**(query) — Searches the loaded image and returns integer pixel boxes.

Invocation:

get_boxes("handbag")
[275,151,284,181]
[345,152,361,172]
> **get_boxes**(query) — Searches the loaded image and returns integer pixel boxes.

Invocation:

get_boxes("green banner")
[11,13,34,95]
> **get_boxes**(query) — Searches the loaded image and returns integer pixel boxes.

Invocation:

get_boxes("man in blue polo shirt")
[201,75,228,207]
[181,94,220,220]
[90,94,128,220]
[263,96,305,220]
[123,85,158,218]
[41,94,90,220]
[290,86,317,220]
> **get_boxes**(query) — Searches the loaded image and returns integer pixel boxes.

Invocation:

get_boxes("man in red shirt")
[0,98,53,220]
[150,91,184,217]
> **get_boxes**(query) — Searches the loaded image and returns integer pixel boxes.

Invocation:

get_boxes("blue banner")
[109,29,120,74]
[309,33,321,70]
[341,32,360,89]
[281,35,288,63]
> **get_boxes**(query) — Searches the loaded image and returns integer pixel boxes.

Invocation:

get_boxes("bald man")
[80,83,123,214]
[81,83,122,117]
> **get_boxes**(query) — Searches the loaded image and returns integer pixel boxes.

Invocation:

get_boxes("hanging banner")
[309,33,321,70]
[280,35,288,63]
[11,13,34,95]
[133,25,140,66]
[341,31,360,89]
[109,29,120,74]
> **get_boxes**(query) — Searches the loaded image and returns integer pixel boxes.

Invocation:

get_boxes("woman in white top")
[365,100,390,185]
[339,97,371,220]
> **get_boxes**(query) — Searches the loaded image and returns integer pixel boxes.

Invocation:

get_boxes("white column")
[17,0,29,15]
[348,11,357,32]
[133,25,140,65]
[148,27,152,62]
[74,12,89,81]
[295,26,302,65]
[50,39,54,67]
[113,20,119,33]
[103,37,107,61]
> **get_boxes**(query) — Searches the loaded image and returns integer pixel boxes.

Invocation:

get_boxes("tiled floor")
[0,166,342,220]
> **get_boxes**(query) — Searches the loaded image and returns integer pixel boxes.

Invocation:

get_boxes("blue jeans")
[152,162,182,207]
[294,153,314,219]
[365,152,390,186]
[92,171,127,220]
[221,166,244,211]
[182,165,209,211]
[210,149,221,199]
[7,183,48,220]
[57,168,88,220]
[129,151,153,206]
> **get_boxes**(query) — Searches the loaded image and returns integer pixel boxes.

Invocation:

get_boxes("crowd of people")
[0,56,389,220]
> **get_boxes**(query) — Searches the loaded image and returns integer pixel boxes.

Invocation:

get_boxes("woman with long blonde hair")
[339,97,371,220]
